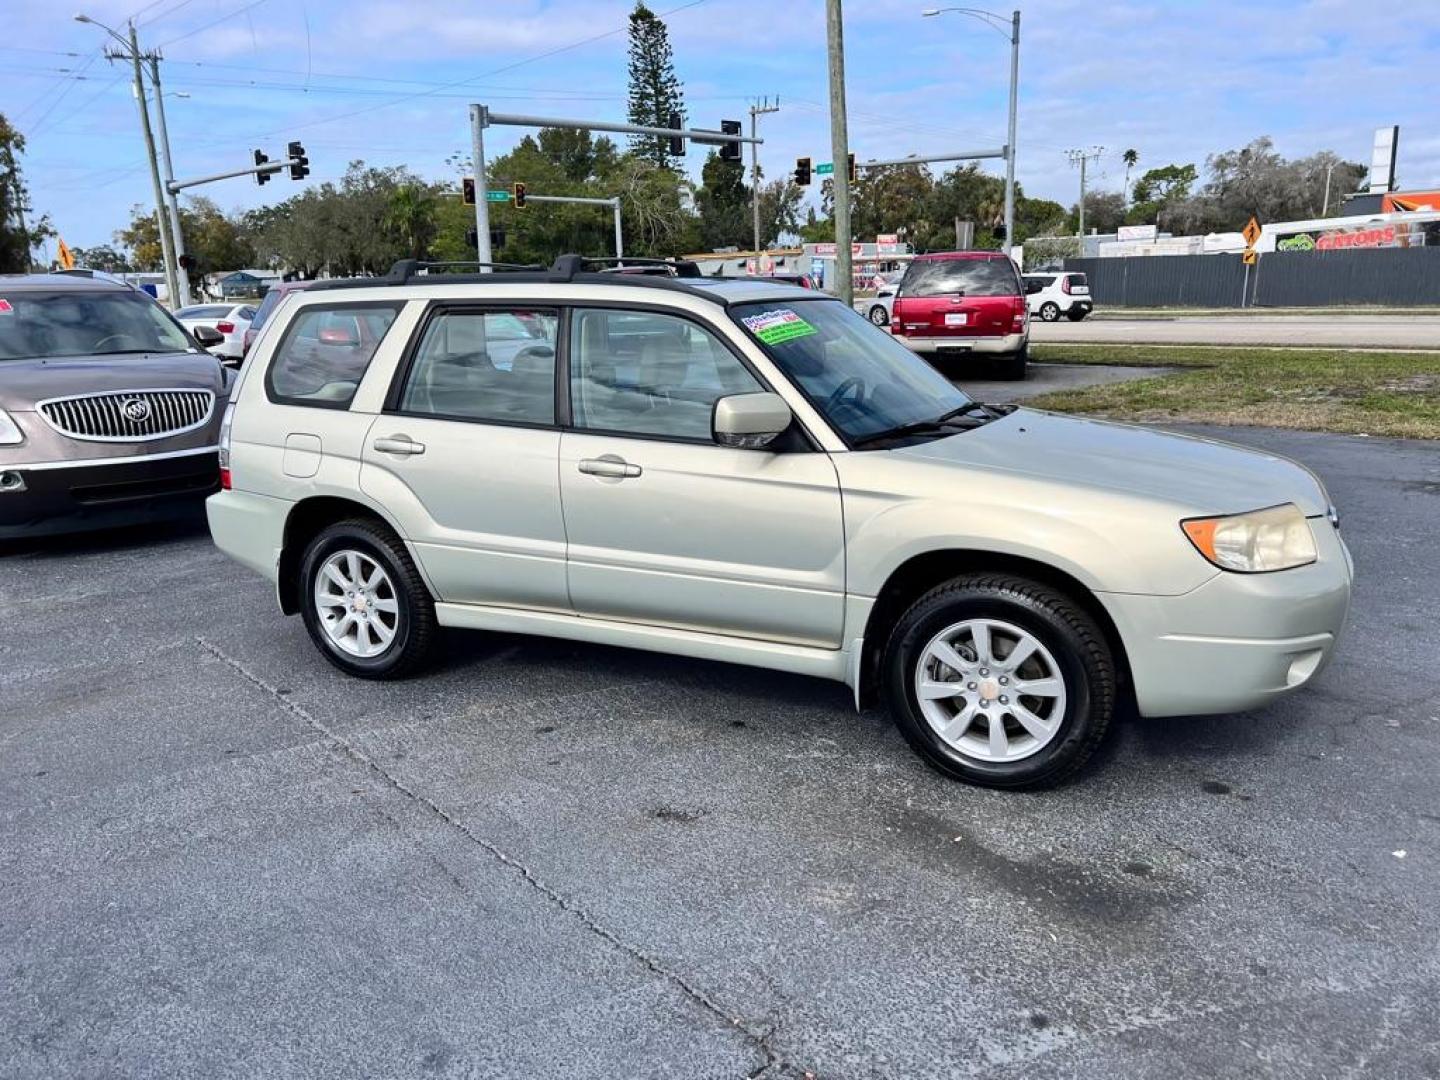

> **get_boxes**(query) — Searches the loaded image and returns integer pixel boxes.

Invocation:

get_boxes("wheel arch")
[857,548,1132,707]
[277,495,414,615]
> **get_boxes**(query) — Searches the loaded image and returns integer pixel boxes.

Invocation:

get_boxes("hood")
[896,408,1329,516]
[0,351,225,410]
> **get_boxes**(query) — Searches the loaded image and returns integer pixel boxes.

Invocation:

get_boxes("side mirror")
[192,325,224,347]
[713,392,792,449]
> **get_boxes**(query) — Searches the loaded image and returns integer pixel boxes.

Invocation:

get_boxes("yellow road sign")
[1242,214,1262,248]
[1242,249,1258,266]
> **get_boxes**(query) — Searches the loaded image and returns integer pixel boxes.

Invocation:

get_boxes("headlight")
[1181,503,1317,573]
[0,408,24,446]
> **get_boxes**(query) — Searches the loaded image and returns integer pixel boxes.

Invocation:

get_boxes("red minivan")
[889,251,1030,379]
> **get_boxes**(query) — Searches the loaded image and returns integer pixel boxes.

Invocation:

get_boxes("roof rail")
[384,258,544,281]
[549,254,703,281]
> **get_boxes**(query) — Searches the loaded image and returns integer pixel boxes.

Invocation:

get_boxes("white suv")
[209,255,1351,789]
[1023,271,1093,321]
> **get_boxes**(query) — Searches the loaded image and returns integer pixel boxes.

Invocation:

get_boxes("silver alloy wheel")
[869,305,889,325]
[914,618,1068,763]
[1040,302,1060,321]
[313,549,401,659]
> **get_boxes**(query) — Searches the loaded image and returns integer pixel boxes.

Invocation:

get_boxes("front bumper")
[0,447,219,539]
[1100,517,1353,717]
[894,330,1028,356]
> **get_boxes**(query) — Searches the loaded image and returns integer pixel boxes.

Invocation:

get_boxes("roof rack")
[549,255,702,281]
[317,258,544,290]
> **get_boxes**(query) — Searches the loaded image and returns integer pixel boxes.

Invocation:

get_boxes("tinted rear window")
[1066,273,1088,286]
[901,258,1020,298]
[177,305,232,319]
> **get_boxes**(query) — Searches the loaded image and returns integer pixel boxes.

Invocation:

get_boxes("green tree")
[1121,148,1139,204]
[384,183,437,261]
[756,177,804,247]
[71,244,131,273]
[1,114,52,272]
[1069,190,1126,235]
[1126,162,1198,229]
[118,196,255,276]
[692,150,748,250]
[626,2,686,170]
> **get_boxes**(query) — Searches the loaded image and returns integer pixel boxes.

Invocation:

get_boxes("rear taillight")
[217,402,235,488]
[216,321,235,333]
[1061,277,1072,294]
[1011,296,1027,332]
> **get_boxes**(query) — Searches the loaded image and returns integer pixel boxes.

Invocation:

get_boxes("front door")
[360,304,569,611]
[559,306,845,648]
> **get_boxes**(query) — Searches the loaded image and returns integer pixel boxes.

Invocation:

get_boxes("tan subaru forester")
[208,256,1351,789]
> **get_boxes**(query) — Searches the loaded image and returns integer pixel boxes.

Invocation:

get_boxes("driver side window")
[570,308,761,440]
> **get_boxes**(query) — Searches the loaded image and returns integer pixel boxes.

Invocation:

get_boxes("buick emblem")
[121,398,151,423]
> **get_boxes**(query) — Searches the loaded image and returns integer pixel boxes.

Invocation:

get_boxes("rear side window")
[902,258,1021,298]
[398,308,559,425]
[266,303,401,408]
[249,290,281,332]
[1027,275,1056,288]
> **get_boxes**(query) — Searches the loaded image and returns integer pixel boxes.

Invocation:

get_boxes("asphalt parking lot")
[3,424,1438,1079]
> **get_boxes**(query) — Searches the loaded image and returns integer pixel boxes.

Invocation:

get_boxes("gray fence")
[1065,247,1440,307]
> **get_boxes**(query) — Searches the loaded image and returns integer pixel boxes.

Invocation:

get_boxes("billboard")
[1274,217,1440,252]
[1368,126,1399,194]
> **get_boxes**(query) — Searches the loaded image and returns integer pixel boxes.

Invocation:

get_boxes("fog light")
[0,471,26,493]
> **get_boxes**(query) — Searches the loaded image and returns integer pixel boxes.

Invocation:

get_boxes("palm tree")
[384,184,437,261]
[1122,149,1139,207]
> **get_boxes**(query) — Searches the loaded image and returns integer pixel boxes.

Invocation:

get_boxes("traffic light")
[462,177,476,205]
[287,140,309,181]
[254,149,270,186]
[513,182,527,209]
[794,157,811,186]
[848,153,857,183]
[667,111,685,157]
[719,119,742,163]
[178,253,197,273]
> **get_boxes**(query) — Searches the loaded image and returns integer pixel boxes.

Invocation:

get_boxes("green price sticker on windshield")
[741,309,817,345]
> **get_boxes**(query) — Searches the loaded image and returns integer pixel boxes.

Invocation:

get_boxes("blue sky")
[8,0,1440,253]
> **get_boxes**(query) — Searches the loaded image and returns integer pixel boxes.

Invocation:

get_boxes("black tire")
[868,305,890,326]
[1039,301,1061,322]
[1066,309,1088,322]
[994,345,1028,381]
[298,517,437,679]
[882,574,1115,789]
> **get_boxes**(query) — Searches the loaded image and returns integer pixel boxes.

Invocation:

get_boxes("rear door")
[358,304,569,611]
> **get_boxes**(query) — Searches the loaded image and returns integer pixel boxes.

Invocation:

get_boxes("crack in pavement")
[195,636,796,1077]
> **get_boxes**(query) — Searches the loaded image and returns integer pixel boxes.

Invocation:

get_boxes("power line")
[156,0,271,49]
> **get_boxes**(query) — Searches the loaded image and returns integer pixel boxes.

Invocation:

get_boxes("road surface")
[1031,313,1440,350]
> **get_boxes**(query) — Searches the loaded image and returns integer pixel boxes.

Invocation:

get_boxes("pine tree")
[626,2,686,170]
[1,114,49,273]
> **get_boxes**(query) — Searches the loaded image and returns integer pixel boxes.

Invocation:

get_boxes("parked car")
[0,273,231,538]
[865,270,904,326]
[242,279,315,356]
[1024,272,1093,322]
[208,254,1352,790]
[175,302,255,362]
[889,252,1029,378]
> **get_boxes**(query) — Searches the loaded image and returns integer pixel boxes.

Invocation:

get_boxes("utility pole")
[825,0,853,306]
[1322,161,1336,217]
[148,55,190,305]
[749,96,780,259]
[1002,9,1019,260]
[1067,146,1103,252]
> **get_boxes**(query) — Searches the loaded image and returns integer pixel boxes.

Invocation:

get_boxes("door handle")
[373,435,426,456]
[578,455,641,479]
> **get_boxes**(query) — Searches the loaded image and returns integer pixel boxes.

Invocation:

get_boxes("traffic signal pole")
[468,106,760,270]
[521,194,626,258]
[749,97,780,257]
[148,55,190,306]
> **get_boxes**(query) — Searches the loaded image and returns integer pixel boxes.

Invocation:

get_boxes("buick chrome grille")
[37,389,215,442]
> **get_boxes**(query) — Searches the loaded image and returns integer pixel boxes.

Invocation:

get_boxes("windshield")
[730,299,972,444]
[901,257,1021,298]
[0,289,192,360]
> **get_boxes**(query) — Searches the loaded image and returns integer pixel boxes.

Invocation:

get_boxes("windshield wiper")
[851,404,987,448]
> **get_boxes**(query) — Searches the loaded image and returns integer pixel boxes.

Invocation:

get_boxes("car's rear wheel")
[995,345,1028,380]
[299,518,437,679]
[868,305,889,326]
[1039,302,1061,322]
[882,574,1115,789]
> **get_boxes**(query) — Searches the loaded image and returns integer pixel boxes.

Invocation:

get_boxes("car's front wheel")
[868,304,890,326]
[299,518,437,679]
[882,574,1115,789]
[1039,301,1061,322]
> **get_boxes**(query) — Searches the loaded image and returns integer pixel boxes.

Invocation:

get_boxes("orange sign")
[1382,191,1440,213]
[1241,214,1262,248]
[1241,249,1257,266]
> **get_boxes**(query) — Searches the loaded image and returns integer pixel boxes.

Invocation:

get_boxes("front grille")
[37,389,215,442]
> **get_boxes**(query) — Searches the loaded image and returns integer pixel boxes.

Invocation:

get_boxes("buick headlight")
[1182,503,1317,573]
[0,408,23,446]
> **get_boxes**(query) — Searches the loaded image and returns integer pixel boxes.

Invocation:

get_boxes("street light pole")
[826,0,854,306]
[749,97,779,259]
[922,7,1020,258]
[148,56,191,305]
